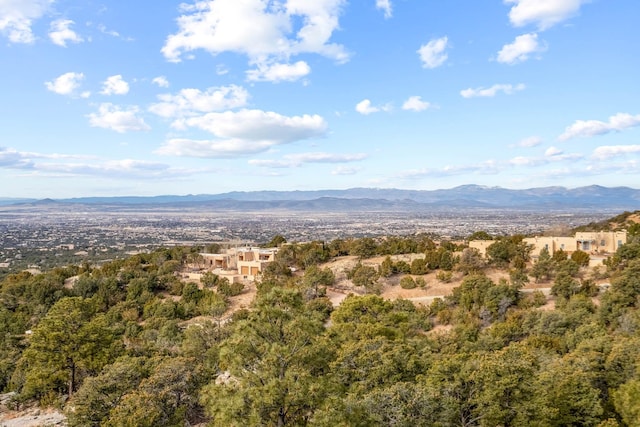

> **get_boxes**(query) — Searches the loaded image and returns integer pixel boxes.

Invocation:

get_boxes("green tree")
[217,281,244,298]
[399,276,416,289]
[410,258,428,275]
[473,343,541,426]
[531,247,554,282]
[556,259,580,277]
[15,297,121,400]
[105,357,203,427]
[572,250,591,267]
[422,354,481,427]
[551,272,580,300]
[613,379,640,427]
[302,265,335,299]
[552,249,568,263]
[347,262,381,294]
[200,271,227,288]
[264,234,287,248]
[439,249,456,271]
[486,236,531,268]
[350,237,378,259]
[67,356,150,427]
[345,382,438,426]
[457,248,486,276]
[197,289,227,318]
[535,360,604,426]
[200,288,332,426]
[378,256,394,278]
[599,259,640,326]
[469,231,493,241]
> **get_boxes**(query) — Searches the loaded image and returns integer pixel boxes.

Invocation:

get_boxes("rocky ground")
[0,393,65,427]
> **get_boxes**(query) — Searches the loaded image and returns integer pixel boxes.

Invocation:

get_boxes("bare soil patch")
[0,394,65,427]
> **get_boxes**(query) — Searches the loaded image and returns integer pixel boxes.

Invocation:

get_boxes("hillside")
[573,210,640,232]
[2,223,640,426]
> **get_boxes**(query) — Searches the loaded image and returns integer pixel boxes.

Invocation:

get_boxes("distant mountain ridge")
[3,185,640,211]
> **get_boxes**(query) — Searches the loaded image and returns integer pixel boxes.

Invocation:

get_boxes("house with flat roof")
[200,247,279,282]
[470,230,627,262]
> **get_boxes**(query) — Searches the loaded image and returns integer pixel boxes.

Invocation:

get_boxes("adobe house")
[236,247,278,279]
[573,231,627,253]
[200,247,279,281]
[469,230,627,259]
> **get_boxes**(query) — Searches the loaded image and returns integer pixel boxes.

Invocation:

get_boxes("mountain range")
[2,185,640,211]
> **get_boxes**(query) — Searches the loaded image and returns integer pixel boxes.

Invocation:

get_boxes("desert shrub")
[571,250,591,267]
[410,259,428,275]
[399,276,416,289]
[436,271,452,283]
[218,282,244,297]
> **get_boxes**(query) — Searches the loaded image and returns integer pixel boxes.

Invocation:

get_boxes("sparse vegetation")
[1,210,640,426]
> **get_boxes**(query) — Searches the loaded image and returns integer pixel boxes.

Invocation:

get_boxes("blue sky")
[1,0,639,198]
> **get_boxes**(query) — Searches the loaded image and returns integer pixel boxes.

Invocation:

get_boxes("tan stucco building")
[200,247,278,281]
[470,230,627,259]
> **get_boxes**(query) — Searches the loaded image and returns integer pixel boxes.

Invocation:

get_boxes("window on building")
[618,240,623,248]
[560,244,565,250]
[601,240,606,246]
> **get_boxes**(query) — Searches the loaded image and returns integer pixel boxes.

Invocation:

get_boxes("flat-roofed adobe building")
[573,231,627,254]
[200,247,279,282]
[236,247,278,279]
[470,230,627,260]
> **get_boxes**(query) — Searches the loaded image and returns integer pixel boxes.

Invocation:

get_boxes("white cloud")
[97,24,120,38]
[0,147,198,179]
[246,61,311,82]
[87,103,150,133]
[592,145,640,160]
[356,99,378,115]
[398,161,502,179]
[545,146,563,156]
[45,72,84,96]
[460,83,525,98]
[100,75,130,96]
[161,0,349,71]
[355,99,391,115]
[417,36,449,69]
[510,148,583,166]
[559,113,640,141]
[0,147,34,169]
[181,109,327,141]
[37,159,166,177]
[249,152,367,168]
[376,0,392,19]
[0,0,53,43]
[152,76,170,88]
[48,19,83,47]
[94,23,134,41]
[497,33,546,64]
[149,85,249,118]
[0,147,96,170]
[517,136,542,147]
[402,96,431,112]
[157,109,328,158]
[506,0,588,30]
[509,156,544,167]
[331,165,359,175]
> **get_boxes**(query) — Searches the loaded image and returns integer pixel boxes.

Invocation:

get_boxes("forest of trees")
[1,229,640,426]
